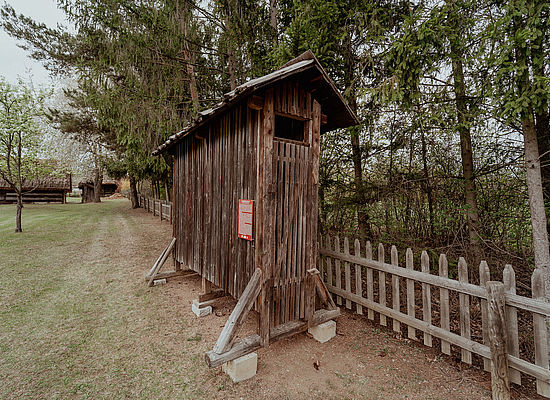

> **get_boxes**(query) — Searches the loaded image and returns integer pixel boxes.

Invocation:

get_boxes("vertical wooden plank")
[479,260,491,372]
[406,248,416,340]
[458,257,472,364]
[439,254,450,354]
[335,236,342,305]
[532,269,550,396]
[421,251,432,347]
[258,88,275,345]
[366,241,374,320]
[325,235,333,287]
[309,99,321,291]
[378,243,386,326]
[503,264,521,385]
[391,245,400,333]
[486,281,511,400]
[354,239,363,315]
[344,237,352,309]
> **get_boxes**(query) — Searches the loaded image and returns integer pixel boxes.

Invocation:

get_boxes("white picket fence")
[319,235,550,397]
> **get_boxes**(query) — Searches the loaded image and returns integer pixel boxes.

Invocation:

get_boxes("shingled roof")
[153,50,359,156]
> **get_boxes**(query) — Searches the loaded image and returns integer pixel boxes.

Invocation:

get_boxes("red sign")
[238,199,254,241]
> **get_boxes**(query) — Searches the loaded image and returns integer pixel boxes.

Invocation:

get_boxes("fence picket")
[378,243,386,326]
[503,265,521,385]
[532,269,550,396]
[325,235,333,287]
[391,246,400,333]
[439,254,450,355]
[318,236,324,277]
[335,237,342,305]
[406,248,416,340]
[366,241,374,320]
[355,239,363,315]
[317,235,550,396]
[421,251,432,347]
[479,261,491,372]
[344,237,352,309]
[458,257,472,364]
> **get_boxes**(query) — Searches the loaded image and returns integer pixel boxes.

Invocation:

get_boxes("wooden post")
[439,254,450,354]
[391,245,400,333]
[502,265,521,385]
[366,241,374,321]
[406,248,416,340]
[421,251,432,346]
[532,269,550,396]
[378,243,386,326]
[354,239,363,315]
[480,261,491,372]
[256,87,275,347]
[486,281,511,400]
[458,257,472,363]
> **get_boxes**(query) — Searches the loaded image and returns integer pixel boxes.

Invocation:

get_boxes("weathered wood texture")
[173,101,258,300]
[170,79,322,333]
[486,281,511,400]
[320,236,550,397]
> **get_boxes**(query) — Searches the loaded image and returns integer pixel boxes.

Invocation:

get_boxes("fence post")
[532,269,550,396]
[486,281,510,400]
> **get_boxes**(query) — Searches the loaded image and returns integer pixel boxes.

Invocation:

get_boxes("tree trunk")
[177,1,199,113]
[342,31,370,239]
[450,40,482,263]
[93,167,102,203]
[420,126,435,239]
[15,190,22,233]
[523,116,550,284]
[129,175,139,209]
[270,0,278,41]
[533,32,550,236]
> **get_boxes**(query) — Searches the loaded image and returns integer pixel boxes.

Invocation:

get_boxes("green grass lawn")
[0,200,217,399]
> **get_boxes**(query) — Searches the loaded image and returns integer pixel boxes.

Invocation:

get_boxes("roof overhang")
[153,51,359,156]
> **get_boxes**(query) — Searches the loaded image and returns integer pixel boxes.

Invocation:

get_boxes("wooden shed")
[78,179,119,203]
[152,51,358,366]
[0,174,72,204]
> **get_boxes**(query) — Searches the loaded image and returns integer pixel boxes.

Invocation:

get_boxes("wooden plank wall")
[173,102,259,299]
[270,80,320,327]
[1,190,66,204]
[271,140,310,325]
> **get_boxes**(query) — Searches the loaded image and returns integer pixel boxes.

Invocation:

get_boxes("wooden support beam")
[198,289,227,303]
[205,308,340,368]
[145,269,196,281]
[305,269,317,326]
[313,269,337,310]
[247,95,264,110]
[213,268,262,354]
[487,281,511,400]
[147,238,176,287]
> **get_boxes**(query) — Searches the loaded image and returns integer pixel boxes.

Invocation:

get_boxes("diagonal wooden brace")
[212,268,262,354]
[147,237,176,287]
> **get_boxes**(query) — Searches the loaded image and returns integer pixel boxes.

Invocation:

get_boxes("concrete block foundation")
[192,299,212,317]
[222,352,258,383]
[308,320,336,343]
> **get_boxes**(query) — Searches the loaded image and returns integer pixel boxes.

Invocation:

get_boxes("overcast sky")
[0,0,69,85]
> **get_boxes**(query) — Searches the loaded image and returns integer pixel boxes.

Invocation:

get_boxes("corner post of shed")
[309,98,322,270]
[257,87,275,347]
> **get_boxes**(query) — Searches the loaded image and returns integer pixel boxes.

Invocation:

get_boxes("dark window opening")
[275,115,305,142]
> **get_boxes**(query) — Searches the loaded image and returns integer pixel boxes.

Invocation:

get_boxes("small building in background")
[78,179,119,203]
[0,174,72,204]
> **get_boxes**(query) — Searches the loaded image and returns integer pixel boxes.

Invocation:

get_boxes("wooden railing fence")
[319,235,550,398]
[138,194,172,224]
